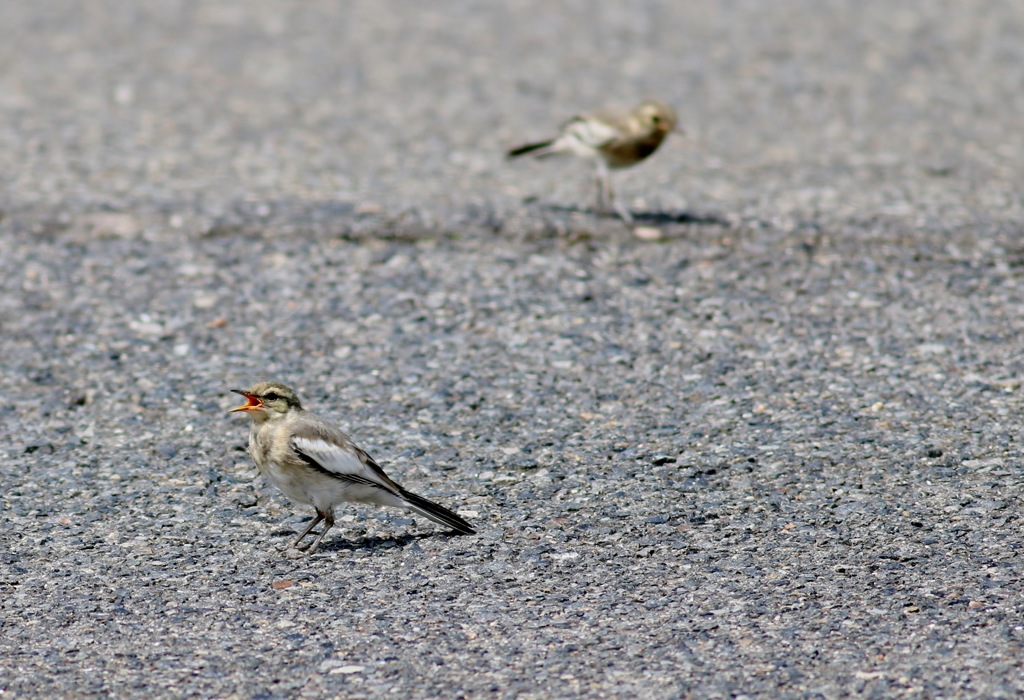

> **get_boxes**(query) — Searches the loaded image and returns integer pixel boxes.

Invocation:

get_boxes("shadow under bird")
[229,381,475,553]
[507,99,680,223]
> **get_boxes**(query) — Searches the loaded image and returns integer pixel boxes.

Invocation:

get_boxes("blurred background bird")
[507,99,680,223]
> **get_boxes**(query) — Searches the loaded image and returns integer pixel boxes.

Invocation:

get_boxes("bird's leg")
[611,194,633,224]
[290,513,324,550]
[594,162,610,212]
[594,163,632,223]
[304,513,336,554]
[603,167,632,223]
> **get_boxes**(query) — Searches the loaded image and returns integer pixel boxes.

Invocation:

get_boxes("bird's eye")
[263,392,280,401]
[651,114,661,124]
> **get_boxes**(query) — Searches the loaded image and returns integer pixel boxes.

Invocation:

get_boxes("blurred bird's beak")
[229,389,262,413]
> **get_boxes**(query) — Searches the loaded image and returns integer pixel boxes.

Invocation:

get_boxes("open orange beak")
[229,389,263,413]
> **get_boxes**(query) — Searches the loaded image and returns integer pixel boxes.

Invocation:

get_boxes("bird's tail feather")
[507,140,555,159]
[400,488,475,535]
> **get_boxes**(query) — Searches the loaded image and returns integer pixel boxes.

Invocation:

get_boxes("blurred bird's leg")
[612,193,633,224]
[593,162,606,208]
[594,162,632,222]
[594,162,611,212]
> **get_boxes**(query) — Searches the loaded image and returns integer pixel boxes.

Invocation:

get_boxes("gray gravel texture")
[3,1,1024,698]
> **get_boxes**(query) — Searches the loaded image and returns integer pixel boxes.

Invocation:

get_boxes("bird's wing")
[560,114,621,149]
[291,434,403,495]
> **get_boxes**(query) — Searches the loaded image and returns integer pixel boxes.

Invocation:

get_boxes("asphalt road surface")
[3,2,1024,697]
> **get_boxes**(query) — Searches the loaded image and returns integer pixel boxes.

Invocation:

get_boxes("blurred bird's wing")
[559,115,621,149]
[291,434,402,495]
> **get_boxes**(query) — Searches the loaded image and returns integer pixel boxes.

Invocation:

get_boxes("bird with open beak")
[230,381,475,553]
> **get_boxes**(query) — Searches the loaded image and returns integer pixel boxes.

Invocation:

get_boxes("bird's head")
[636,100,681,136]
[229,381,302,420]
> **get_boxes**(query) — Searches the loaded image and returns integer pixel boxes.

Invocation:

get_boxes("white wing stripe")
[292,437,369,478]
[566,119,618,148]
